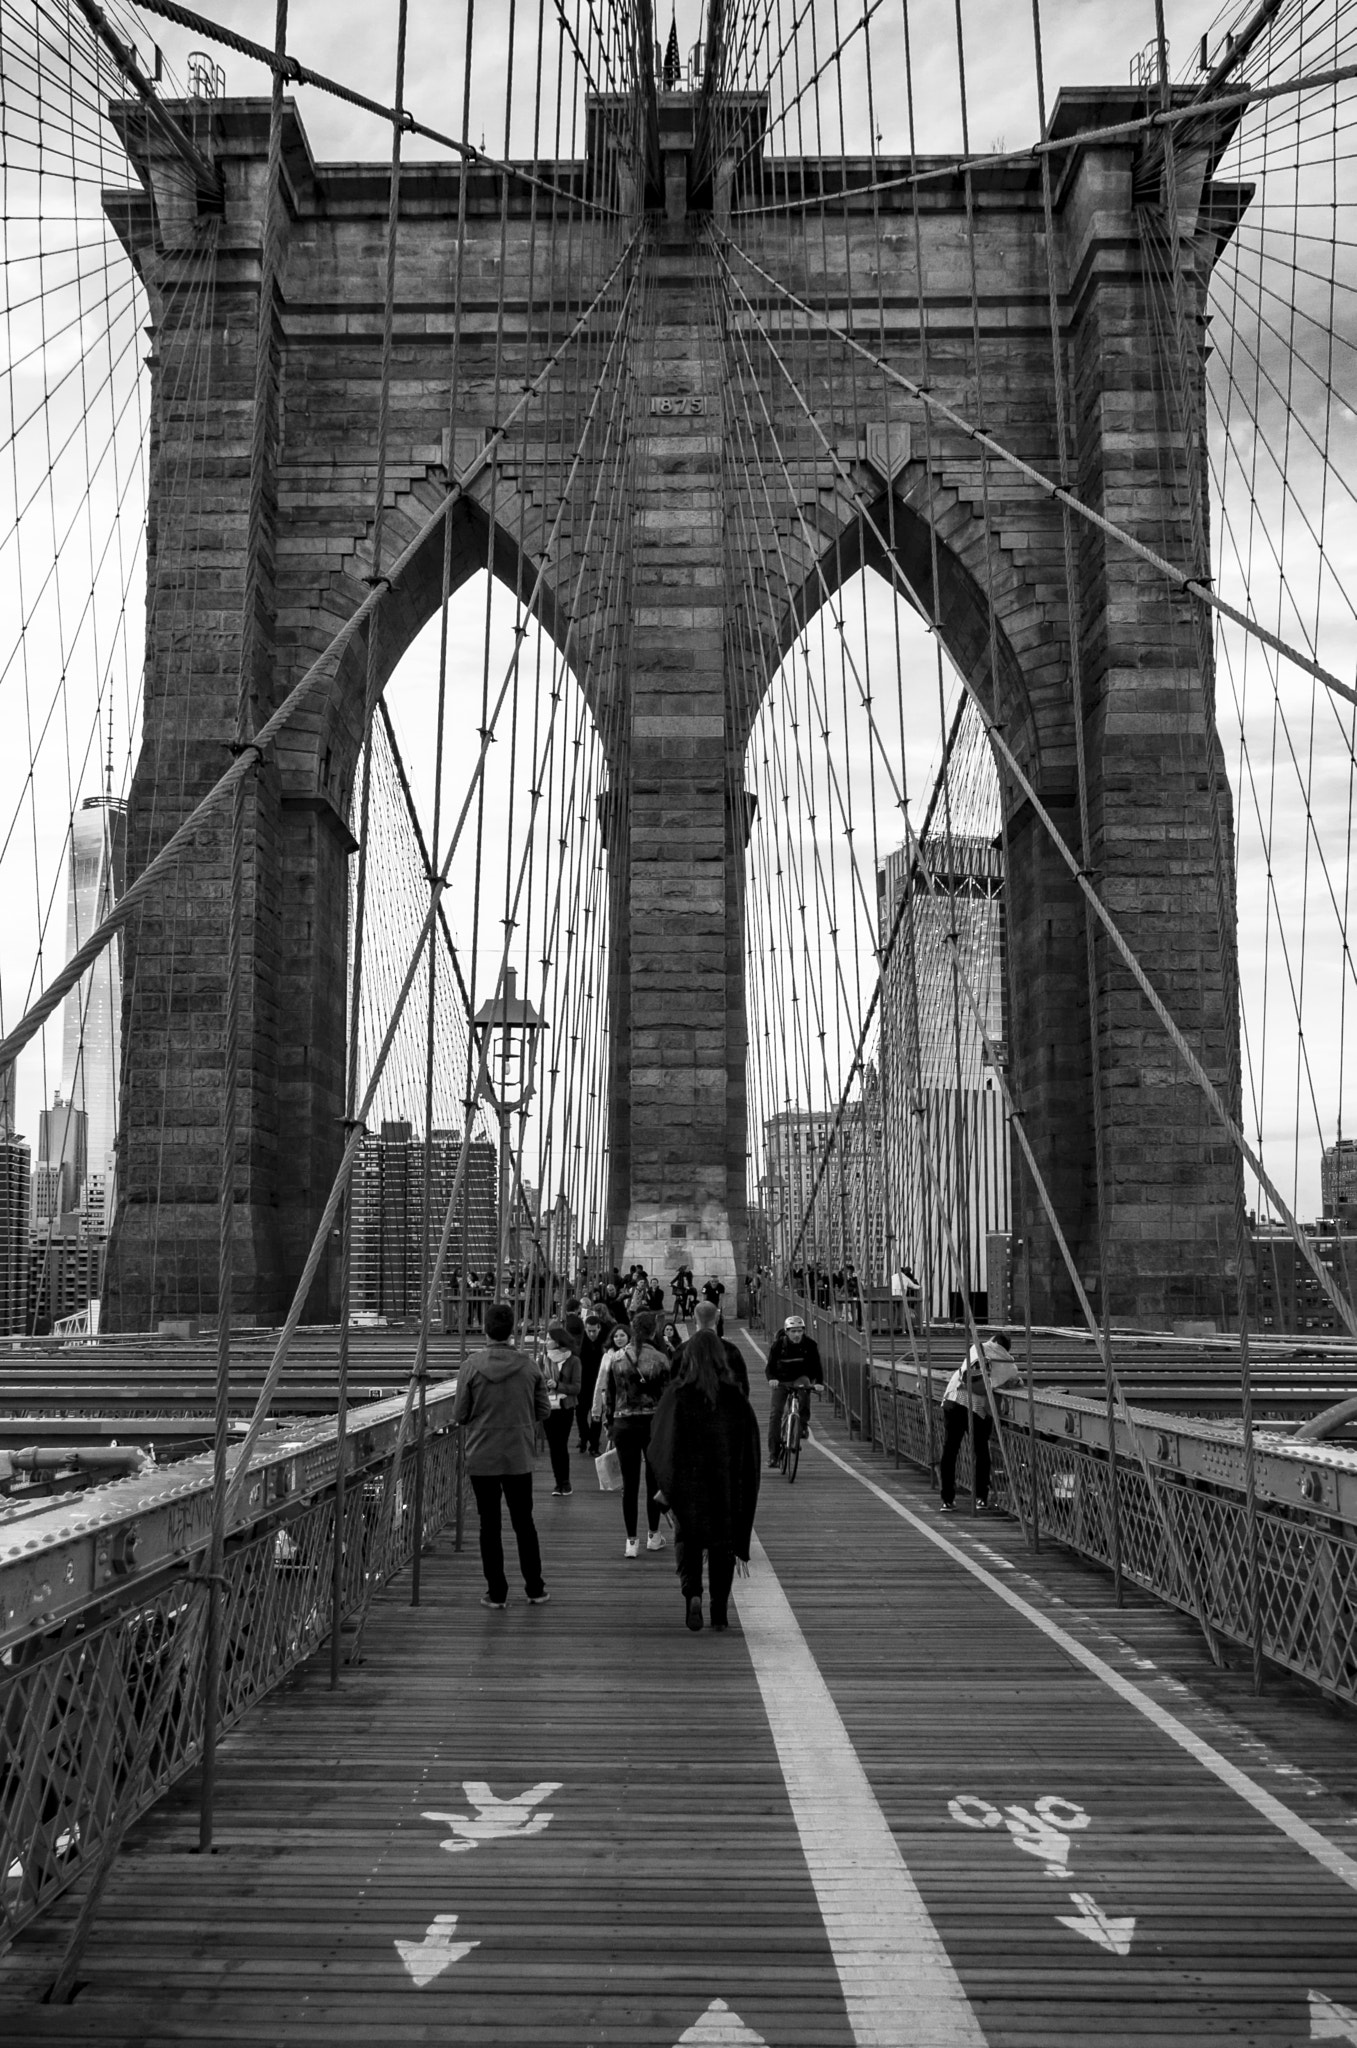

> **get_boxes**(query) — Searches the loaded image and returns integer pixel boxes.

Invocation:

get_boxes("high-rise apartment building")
[349,1123,499,1323]
[762,1095,884,1276]
[0,1132,31,1335]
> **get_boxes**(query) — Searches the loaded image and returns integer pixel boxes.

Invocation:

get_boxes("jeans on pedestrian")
[611,1415,661,1540]
[939,1401,991,1506]
[767,1378,811,1461]
[470,1471,545,1601]
[543,1406,573,1491]
[674,1528,735,1623]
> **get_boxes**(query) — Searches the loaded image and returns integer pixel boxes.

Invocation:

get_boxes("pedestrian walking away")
[451,1300,552,1608]
[540,1319,582,1496]
[592,1311,672,1557]
[686,1299,749,1396]
[576,1307,609,1456]
[938,1329,1019,1511]
[649,1330,761,1634]
[764,1314,824,1466]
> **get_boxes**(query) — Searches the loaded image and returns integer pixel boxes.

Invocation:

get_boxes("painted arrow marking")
[422,1779,561,1854]
[1056,1891,1135,1956]
[1311,1990,1357,2041]
[676,1999,769,2046]
[394,1912,478,1987]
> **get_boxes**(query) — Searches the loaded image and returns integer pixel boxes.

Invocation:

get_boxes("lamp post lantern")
[471,967,545,1305]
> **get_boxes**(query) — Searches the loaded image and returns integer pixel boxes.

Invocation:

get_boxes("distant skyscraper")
[38,1092,87,1214]
[60,784,126,1203]
[0,1131,30,1335]
[875,832,1010,1320]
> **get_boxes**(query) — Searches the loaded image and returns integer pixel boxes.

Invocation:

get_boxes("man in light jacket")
[939,1330,1019,1513]
[452,1300,551,1609]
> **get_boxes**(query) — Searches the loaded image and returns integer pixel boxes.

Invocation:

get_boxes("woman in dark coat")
[648,1330,761,1634]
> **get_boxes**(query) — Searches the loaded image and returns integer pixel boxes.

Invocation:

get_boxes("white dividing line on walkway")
[733,1532,987,2048]
[808,1427,1357,1898]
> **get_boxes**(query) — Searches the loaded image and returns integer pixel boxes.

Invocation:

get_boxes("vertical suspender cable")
[332,0,410,1687]
[201,0,288,1849]
[1152,0,1264,1692]
[1029,0,1124,1600]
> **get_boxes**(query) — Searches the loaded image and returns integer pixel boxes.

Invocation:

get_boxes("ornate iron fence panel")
[1,1400,460,1951]
[765,1284,1357,1708]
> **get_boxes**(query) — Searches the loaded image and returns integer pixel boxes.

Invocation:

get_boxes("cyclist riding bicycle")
[765,1314,824,1469]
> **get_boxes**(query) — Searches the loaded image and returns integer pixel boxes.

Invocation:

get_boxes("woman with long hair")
[648,1330,761,1633]
[591,1314,670,1557]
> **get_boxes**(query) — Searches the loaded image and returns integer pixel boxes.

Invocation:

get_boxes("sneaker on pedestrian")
[685,1595,704,1633]
[560,1486,573,1497]
[767,1454,780,1468]
[624,1537,640,1558]
[646,1530,667,1551]
[480,1592,508,1609]
[710,1612,729,1632]
[526,1589,551,1605]
[939,1502,956,1515]
[551,1488,564,1498]
[975,1498,988,1511]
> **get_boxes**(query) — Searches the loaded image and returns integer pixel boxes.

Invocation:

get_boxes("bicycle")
[778,1376,816,1483]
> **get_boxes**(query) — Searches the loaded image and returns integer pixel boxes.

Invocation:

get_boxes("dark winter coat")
[677,1333,750,1398]
[765,1332,825,1385]
[648,1380,761,1560]
[578,1327,608,1410]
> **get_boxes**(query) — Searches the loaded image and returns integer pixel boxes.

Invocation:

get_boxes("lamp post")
[471,966,545,1307]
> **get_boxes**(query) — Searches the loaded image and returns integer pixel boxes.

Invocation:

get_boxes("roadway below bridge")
[2,1328,1356,2045]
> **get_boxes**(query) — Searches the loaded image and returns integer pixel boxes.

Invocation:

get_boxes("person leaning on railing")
[764,1313,824,1468]
[938,1331,1019,1514]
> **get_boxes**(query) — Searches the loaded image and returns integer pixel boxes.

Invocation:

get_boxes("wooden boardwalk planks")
[2,1331,1356,2046]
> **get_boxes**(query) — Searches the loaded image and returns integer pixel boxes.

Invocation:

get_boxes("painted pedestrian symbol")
[423,1779,561,1854]
[949,1791,1135,1955]
[1311,1990,1357,2041]
[676,1999,769,2045]
[395,1911,478,1987]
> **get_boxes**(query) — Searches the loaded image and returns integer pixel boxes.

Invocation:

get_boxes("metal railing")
[764,1285,1357,1707]
[1,1384,462,1950]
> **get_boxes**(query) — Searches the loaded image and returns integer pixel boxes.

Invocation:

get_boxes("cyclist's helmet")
[784,1314,805,1331]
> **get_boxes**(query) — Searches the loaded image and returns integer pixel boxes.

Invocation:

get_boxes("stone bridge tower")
[103,78,1248,1331]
